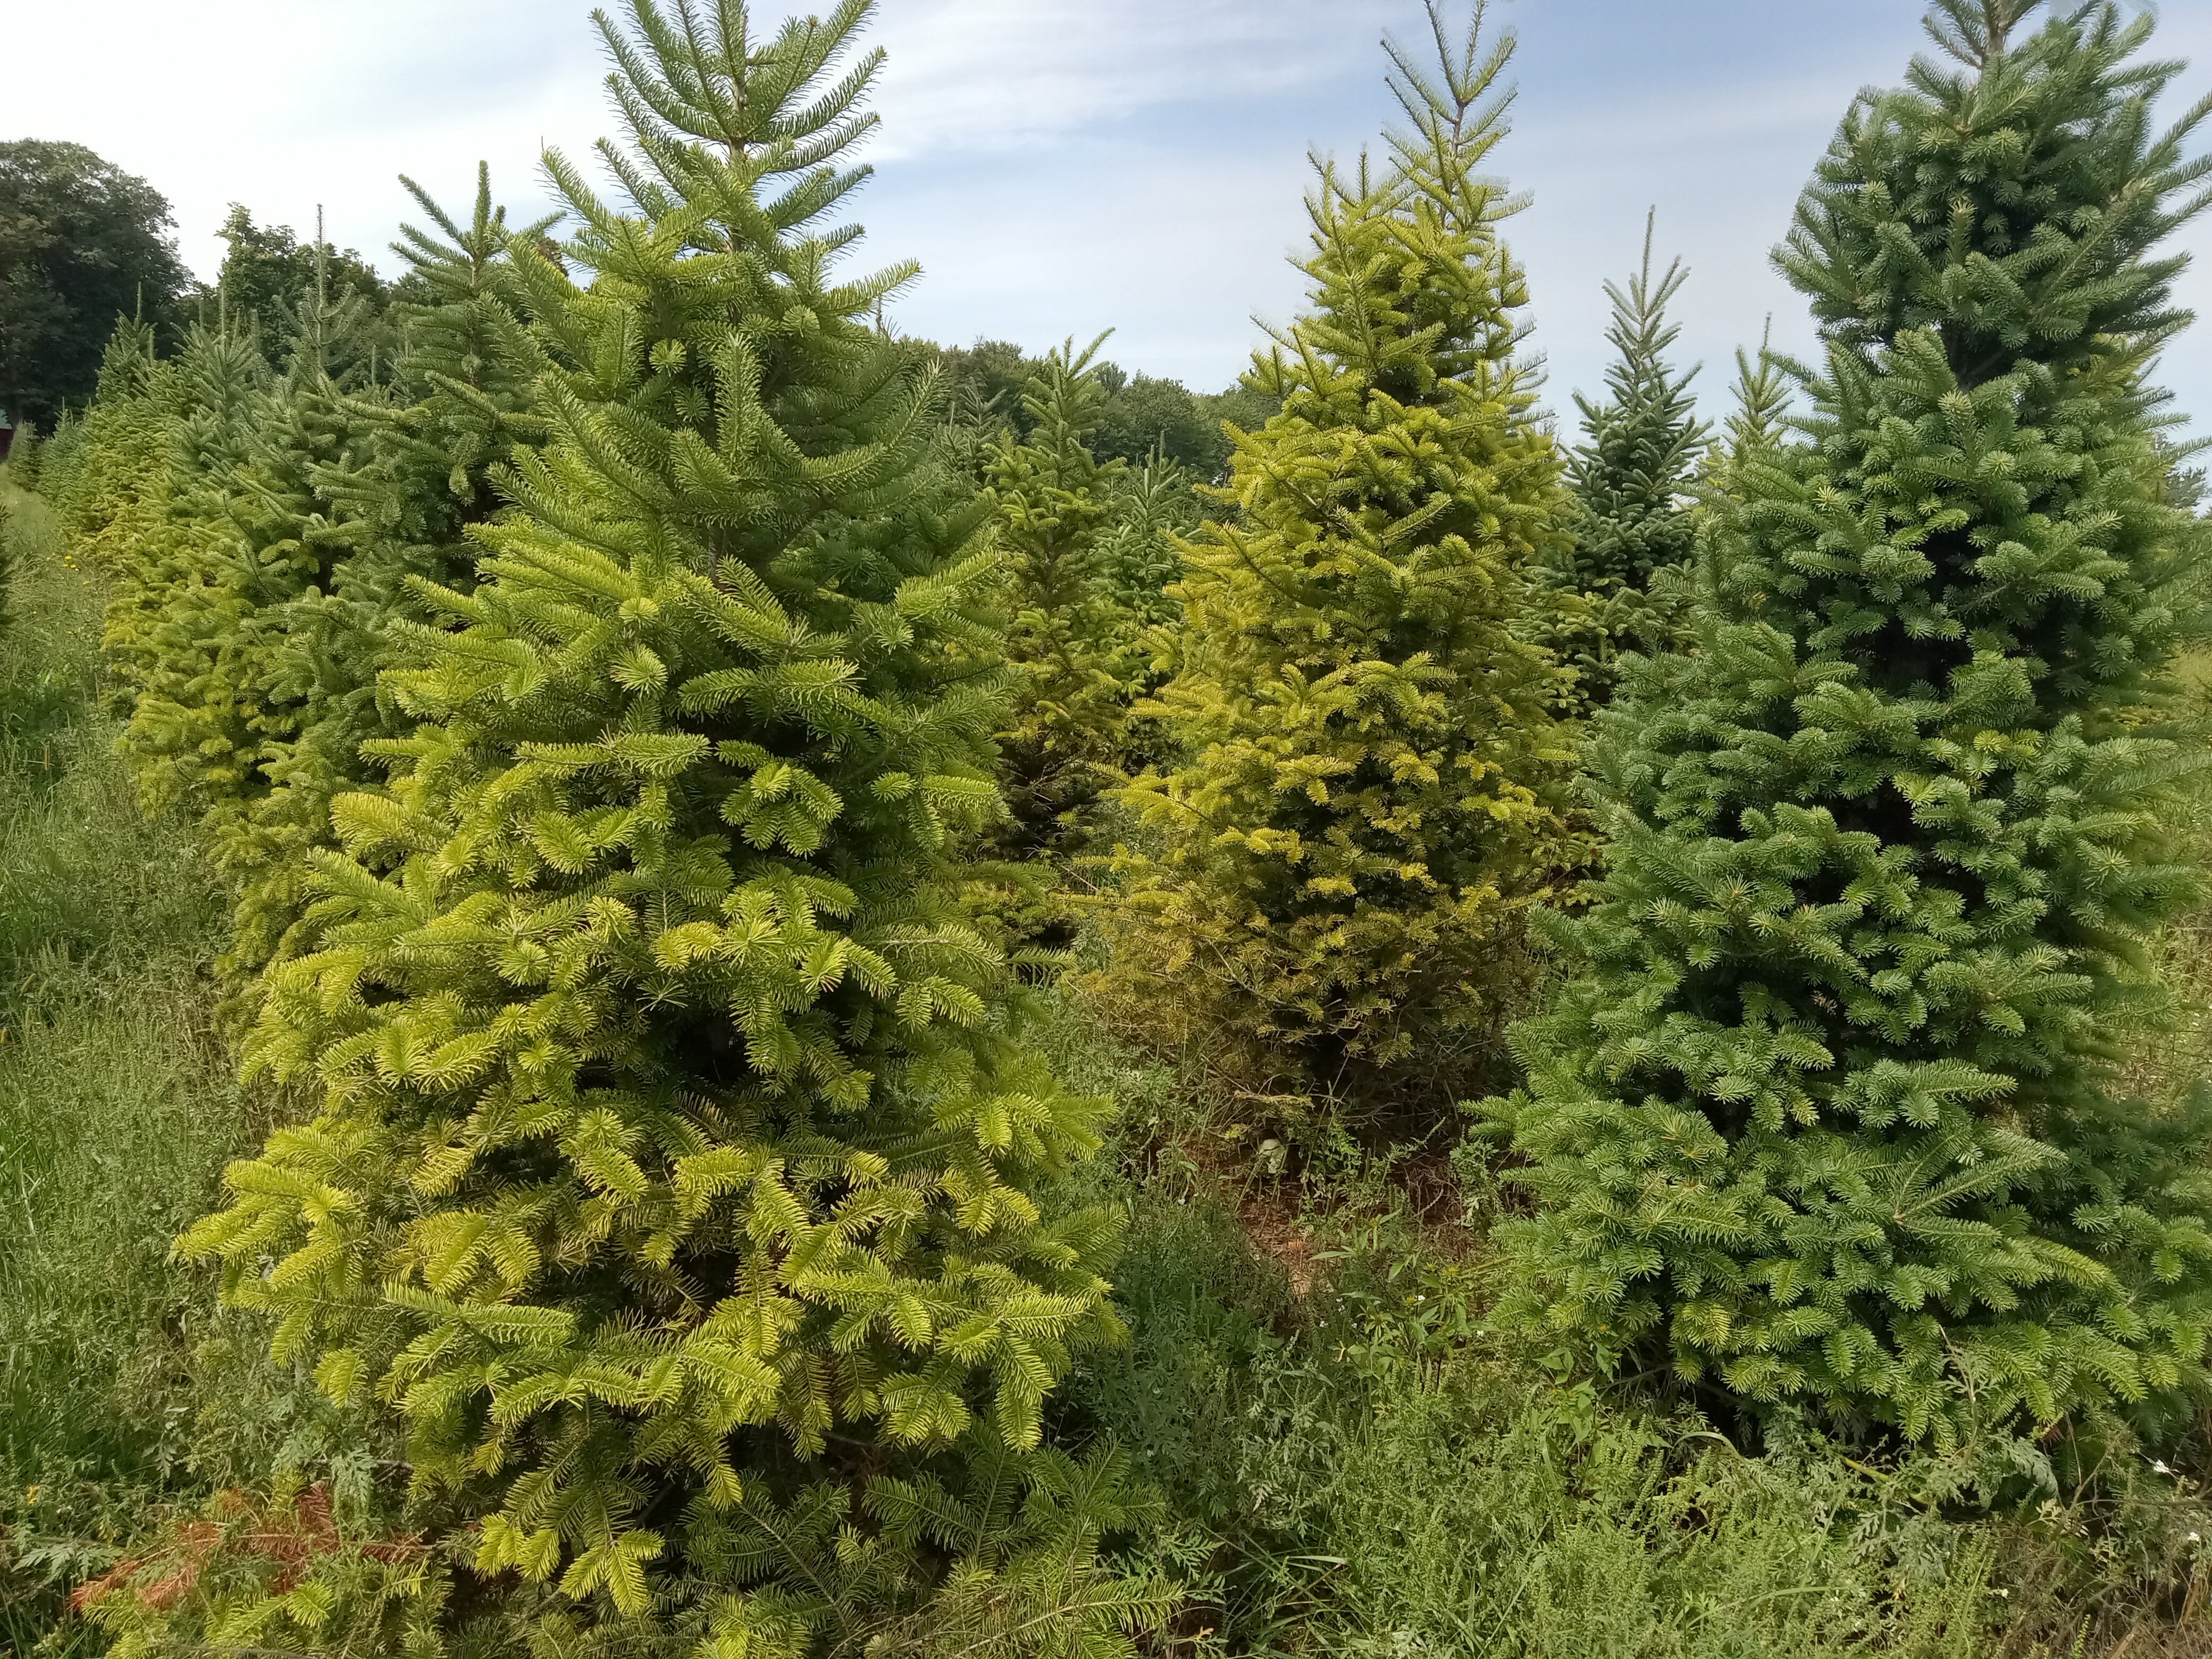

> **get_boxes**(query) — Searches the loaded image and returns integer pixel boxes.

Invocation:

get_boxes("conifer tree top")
[1564,211,1708,594]
[1779,0,2212,388]
[593,0,884,222]
[1247,0,1534,415]
[1708,320,1791,485]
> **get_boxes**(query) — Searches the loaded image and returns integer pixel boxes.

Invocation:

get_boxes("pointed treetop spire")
[1381,0,1524,229]
[1710,316,1791,484]
[1780,0,2211,387]
[1922,0,2040,68]
[588,0,886,232]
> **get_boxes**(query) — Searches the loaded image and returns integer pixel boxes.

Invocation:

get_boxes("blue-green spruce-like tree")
[1548,213,1709,714]
[1487,0,2212,1443]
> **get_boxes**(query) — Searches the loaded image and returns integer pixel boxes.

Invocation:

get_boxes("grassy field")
[1038,1003,2212,1658]
[0,477,334,1653]
[0,463,2207,1655]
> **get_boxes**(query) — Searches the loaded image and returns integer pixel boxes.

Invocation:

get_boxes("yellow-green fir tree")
[53,317,192,671]
[222,169,549,977]
[80,181,540,992]
[178,1,1126,1648]
[1105,1,1580,1090]
[981,337,1137,860]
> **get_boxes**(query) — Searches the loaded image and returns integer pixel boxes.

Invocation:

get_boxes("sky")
[5,0,2210,432]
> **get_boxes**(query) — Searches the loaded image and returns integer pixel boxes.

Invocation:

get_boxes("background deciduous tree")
[0,140,188,429]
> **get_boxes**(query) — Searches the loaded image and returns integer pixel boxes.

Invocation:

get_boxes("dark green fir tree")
[1549,212,1709,713]
[1486,0,2212,1443]
[1095,448,1198,633]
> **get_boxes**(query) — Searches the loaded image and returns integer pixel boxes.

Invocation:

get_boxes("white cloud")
[3,1,608,279]
[862,0,1406,158]
[3,0,2207,427]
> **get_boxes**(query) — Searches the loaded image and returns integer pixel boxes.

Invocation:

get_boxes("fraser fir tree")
[1691,323,1794,602]
[1707,321,1792,494]
[55,316,187,609]
[1104,1,1578,1086]
[182,1,1125,1644]
[223,170,549,975]
[112,316,357,834]
[212,204,394,374]
[1091,450,1200,776]
[1547,214,1710,713]
[79,1430,1177,1658]
[1487,0,2212,1441]
[94,172,541,986]
[4,423,41,491]
[1094,449,1197,633]
[982,337,1136,857]
[98,219,387,836]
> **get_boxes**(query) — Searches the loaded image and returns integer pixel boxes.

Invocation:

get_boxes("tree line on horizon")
[0,135,1269,490]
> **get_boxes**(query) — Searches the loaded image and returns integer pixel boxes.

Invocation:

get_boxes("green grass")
[1033,993,2212,1658]
[0,475,248,1650]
